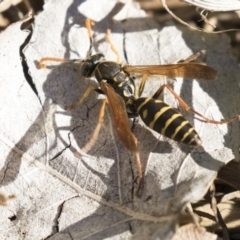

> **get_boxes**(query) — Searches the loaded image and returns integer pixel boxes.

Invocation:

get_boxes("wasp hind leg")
[152,84,239,124]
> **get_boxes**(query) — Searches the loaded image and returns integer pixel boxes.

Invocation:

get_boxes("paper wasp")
[39,19,238,196]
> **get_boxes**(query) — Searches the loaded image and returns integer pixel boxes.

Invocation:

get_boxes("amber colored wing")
[100,81,138,153]
[123,63,217,80]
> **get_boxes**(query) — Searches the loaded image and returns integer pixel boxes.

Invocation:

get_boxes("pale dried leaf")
[0,0,23,12]
[172,224,219,240]
[195,191,240,230]
[0,0,239,239]
[181,0,240,12]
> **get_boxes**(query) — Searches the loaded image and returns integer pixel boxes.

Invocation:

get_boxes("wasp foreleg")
[81,99,108,153]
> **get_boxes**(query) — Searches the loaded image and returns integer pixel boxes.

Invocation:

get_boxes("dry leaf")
[172,223,219,240]
[0,0,239,239]
[195,191,240,230]
[181,0,240,12]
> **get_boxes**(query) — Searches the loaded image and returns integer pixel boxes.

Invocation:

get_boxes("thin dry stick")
[196,8,216,29]
[160,0,240,34]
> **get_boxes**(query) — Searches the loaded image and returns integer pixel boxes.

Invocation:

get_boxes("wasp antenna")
[85,18,95,57]
[85,18,95,38]
[38,57,70,68]
[38,60,46,69]
[105,28,121,63]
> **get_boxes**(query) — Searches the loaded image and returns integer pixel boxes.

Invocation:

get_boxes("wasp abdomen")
[134,97,201,147]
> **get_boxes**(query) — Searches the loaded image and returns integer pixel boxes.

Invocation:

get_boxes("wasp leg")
[105,29,121,64]
[135,151,143,197]
[100,82,143,196]
[137,74,148,98]
[180,52,201,63]
[152,84,239,124]
[78,97,143,197]
[85,99,143,197]
[65,85,98,111]
[81,99,107,153]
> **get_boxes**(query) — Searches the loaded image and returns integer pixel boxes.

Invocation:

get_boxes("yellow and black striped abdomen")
[135,97,201,147]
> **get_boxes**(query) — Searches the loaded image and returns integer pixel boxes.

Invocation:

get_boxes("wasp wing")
[100,82,138,153]
[123,63,217,80]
